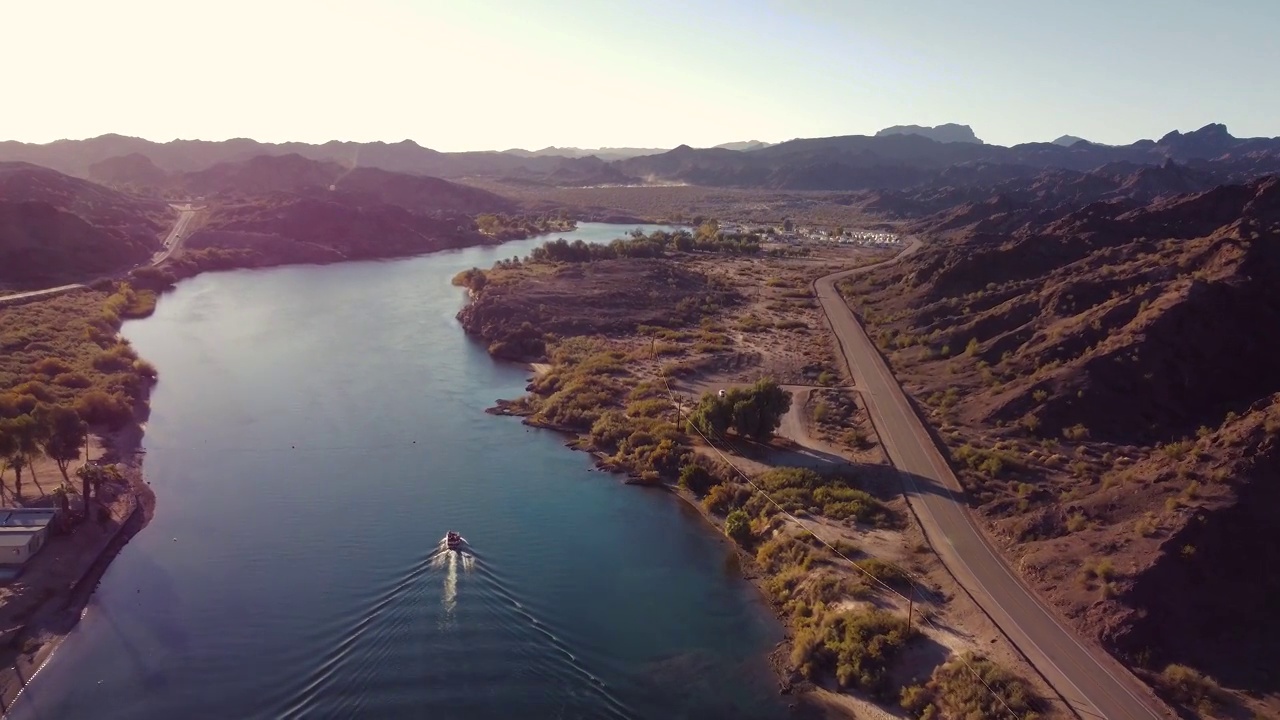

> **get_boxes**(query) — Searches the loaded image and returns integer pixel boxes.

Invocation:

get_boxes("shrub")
[1063,423,1090,441]
[854,558,911,590]
[133,359,159,380]
[791,608,913,696]
[32,357,73,376]
[927,654,1039,719]
[724,509,752,544]
[625,397,672,419]
[1066,513,1088,533]
[702,483,738,515]
[52,372,93,389]
[678,462,716,496]
[754,467,893,526]
[756,534,822,574]
[813,401,829,423]
[1161,439,1193,460]
[451,268,487,290]
[841,428,869,449]
[93,344,139,373]
[74,390,132,428]
[1157,664,1222,714]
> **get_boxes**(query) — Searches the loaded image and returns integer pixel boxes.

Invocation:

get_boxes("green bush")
[724,509,752,544]
[679,463,716,496]
[791,608,913,696]
[854,558,911,590]
[753,468,893,526]
[687,379,791,441]
[702,483,739,515]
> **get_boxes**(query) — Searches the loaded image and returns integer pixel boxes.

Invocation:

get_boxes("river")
[9,224,790,720]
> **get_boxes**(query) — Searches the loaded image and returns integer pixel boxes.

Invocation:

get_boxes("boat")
[446,531,463,551]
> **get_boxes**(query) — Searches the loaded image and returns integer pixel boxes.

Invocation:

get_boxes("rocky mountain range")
[7,124,1277,194]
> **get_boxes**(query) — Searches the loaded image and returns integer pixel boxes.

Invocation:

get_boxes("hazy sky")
[5,0,1277,150]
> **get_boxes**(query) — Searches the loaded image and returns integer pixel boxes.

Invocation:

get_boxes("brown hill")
[840,176,1280,715]
[0,163,170,287]
[175,154,513,215]
[179,153,345,197]
[183,196,493,269]
[87,153,169,189]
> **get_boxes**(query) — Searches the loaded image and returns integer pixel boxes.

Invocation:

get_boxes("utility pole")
[907,585,915,635]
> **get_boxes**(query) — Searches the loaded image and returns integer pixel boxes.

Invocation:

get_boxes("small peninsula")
[456,224,1058,718]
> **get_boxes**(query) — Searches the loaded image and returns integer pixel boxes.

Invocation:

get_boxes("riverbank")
[456,233,1070,718]
[0,402,155,714]
[0,284,167,713]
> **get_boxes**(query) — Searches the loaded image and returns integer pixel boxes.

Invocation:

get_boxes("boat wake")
[272,533,632,720]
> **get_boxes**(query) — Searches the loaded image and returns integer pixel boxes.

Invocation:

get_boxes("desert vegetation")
[456,222,1050,716]
[0,283,156,508]
[474,211,575,240]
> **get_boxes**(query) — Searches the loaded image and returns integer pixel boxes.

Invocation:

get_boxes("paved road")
[814,241,1165,720]
[0,205,198,307]
[149,203,198,265]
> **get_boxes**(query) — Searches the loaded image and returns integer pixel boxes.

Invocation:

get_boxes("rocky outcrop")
[876,123,984,144]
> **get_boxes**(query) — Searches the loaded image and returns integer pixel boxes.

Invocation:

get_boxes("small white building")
[0,509,56,567]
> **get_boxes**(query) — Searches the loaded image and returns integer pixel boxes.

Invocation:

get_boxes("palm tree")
[15,414,48,498]
[0,415,43,501]
[0,421,15,504]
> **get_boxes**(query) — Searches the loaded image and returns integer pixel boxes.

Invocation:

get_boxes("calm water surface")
[10,225,789,720]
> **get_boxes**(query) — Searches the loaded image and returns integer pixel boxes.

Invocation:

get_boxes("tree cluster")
[686,379,792,442]
[475,212,574,239]
[526,224,763,264]
[0,404,87,502]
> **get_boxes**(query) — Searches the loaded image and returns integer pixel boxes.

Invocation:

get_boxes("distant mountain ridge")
[3,123,1279,193]
[502,146,667,162]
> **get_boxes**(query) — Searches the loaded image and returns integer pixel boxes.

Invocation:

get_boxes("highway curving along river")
[813,241,1168,720]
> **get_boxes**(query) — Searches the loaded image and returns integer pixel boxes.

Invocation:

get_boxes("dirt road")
[814,241,1166,720]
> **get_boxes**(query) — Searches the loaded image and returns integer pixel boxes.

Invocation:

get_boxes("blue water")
[9,225,789,720]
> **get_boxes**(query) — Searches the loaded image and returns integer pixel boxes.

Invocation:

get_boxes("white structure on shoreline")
[0,508,56,569]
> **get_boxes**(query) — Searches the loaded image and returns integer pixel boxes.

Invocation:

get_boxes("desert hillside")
[0,162,171,287]
[839,175,1280,715]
